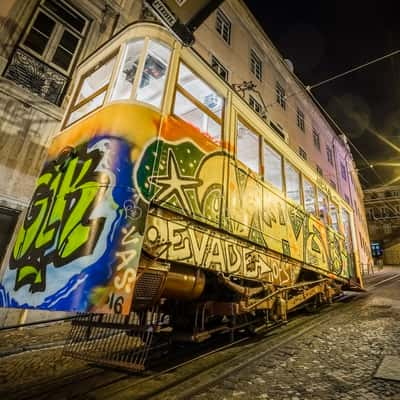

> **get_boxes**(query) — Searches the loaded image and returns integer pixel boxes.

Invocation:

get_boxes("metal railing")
[4,47,68,105]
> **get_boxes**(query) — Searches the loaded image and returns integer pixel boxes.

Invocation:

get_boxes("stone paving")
[0,267,399,398]
[193,269,400,400]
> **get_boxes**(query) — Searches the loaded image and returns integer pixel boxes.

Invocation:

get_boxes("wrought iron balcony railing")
[4,48,68,106]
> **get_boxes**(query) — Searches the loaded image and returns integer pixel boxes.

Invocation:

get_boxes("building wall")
[364,184,400,265]
[384,242,400,265]
[0,0,372,325]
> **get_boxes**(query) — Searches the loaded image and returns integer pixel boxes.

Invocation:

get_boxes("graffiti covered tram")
[0,22,362,370]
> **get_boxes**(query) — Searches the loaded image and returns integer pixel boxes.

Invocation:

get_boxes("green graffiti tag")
[10,144,110,292]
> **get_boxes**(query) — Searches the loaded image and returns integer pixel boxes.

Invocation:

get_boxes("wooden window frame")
[263,139,284,192]
[211,54,229,82]
[276,82,286,110]
[296,108,305,131]
[64,51,118,127]
[215,9,231,44]
[173,61,225,142]
[20,0,88,75]
[250,49,263,81]
[303,176,317,216]
[313,129,320,150]
[284,160,302,206]
[236,117,262,175]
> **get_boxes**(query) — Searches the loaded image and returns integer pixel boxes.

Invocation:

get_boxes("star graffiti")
[150,149,203,214]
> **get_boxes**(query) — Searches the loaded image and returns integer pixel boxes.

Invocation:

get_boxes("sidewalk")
[0,320,72,357]
[0,265,399,358]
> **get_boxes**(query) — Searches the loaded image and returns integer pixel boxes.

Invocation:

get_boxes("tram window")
[136,41,171,108]
[67,55,116,125]
[263,141,283,191]
[317,190,328,224]
[330,202,340,232]
[111,40,144,101]
[285,161,301,204]
[174,63,223,143]
[342,209,353,249]
[303,177,316,215]
[236,120,260,174]
[175,92,221,140]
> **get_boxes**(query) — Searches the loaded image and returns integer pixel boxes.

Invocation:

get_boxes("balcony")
[4,48,68,106]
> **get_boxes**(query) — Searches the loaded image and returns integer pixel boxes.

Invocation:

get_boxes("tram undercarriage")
[63,254,342,372]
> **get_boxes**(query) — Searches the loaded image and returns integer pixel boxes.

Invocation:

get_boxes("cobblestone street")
[0,269,399,399]
[193,271,400,400]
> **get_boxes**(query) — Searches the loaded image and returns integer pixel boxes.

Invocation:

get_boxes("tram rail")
[3,273,399,400]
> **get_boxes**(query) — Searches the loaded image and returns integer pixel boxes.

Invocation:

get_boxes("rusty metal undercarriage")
[63,256,343,371]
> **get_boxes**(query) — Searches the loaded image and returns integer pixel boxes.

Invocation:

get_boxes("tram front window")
[136,41,171,108]
[67,55,116,125]
[174,63,223,144]
[111,39,144,101]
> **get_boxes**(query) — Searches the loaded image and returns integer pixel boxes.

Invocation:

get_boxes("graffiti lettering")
[10,144,109,292]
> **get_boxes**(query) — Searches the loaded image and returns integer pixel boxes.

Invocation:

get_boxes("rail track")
[5,272,400,400]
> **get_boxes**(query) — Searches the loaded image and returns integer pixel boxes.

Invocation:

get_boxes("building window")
[296,108,305,131]
[276,82,286,110]
[313,129,320,150]
[330,179,336,190]
[340,162,347,181]
[270,121,286,140]
[216,10,231,44]
[237,120,260,174]
[326,146,334,165]
[345,194,350,204]
[250,49,262,81]
[249,95,263,115]
[21,0,87,73]
[4,0,87,104]
[211,55,229,81]
[316,165,323,176]
[299,146,307,160]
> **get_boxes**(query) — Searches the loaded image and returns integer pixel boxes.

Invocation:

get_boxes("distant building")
[364,185,400,265]
[0,0,372,325]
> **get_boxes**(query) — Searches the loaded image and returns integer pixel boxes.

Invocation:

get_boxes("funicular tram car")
[0,22,362,371]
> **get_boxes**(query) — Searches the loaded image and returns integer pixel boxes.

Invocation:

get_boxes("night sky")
[244,0,400,188]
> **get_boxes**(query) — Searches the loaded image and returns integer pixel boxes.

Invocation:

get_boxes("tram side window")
[174,63,223,144]
[136,41,171,108]
[237,120,260,174]
[285,161,301,204]
[342,209,353,249]
[317,190,328,224]
[330,202,340,232]
[303,177,316,215]
[67,55,116,125]
[111,40,144,101]
[263,141,283,191]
